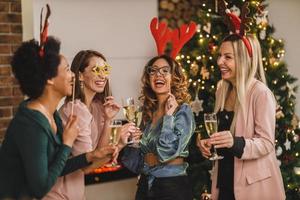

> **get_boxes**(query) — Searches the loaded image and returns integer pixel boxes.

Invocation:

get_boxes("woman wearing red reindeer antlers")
[120,17,196,200]
[44,50,134,200]
[197,1,285,200]
[0,5,117,199]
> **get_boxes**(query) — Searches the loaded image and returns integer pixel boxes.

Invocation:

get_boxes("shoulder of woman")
[251,80,276,104]
[60,99,92,118]
[252,80,273,97]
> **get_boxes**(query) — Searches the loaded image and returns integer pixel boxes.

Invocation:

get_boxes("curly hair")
[11,36,61,99]
[66,50,111,104]
[139,55,190,122]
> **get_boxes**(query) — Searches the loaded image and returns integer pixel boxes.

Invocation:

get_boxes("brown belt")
[144,153,184,167]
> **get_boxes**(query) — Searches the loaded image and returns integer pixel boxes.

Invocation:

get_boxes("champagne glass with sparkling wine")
[204,113,223,160]
[122,97,143,147]
[107,119,122,167]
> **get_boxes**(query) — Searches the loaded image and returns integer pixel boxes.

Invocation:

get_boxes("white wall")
[268,0,300,114]
[22,0,157,117]
[21,0,156,199]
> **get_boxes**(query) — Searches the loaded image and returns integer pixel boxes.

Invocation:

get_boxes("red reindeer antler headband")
[39,4,51,57]
[218,0,253,57]
[150,17,196,59]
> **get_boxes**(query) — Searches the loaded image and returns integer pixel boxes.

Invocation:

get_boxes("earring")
[80,80,84,90]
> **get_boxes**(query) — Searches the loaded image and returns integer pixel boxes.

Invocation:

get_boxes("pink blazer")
[43,100,106,200]
[211,79,285,200]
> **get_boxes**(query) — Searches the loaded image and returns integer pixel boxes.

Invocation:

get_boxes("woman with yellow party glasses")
[44,50,135,199]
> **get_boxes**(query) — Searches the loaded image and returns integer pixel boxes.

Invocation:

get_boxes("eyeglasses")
[146,66,171,76]
[92,63,112,76]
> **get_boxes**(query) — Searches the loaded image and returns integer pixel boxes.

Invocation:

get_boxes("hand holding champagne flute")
[204,113,224,160]
[122,97,143,147]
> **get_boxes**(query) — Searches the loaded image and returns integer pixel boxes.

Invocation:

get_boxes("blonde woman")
[197,35,285,200]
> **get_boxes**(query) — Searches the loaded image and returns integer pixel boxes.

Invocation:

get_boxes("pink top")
[43,99,106,200]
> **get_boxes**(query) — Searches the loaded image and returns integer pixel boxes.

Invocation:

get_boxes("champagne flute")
[109,119,122,145]
[122,97,142,147]
[108,119,122,167]
[204,113,224,160]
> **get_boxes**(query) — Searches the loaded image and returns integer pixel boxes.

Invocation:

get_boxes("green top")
[0,100,72,199]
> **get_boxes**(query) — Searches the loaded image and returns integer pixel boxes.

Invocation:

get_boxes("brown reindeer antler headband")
[39,4,51,57]
[150,17,196,59]
[218,0,253,57]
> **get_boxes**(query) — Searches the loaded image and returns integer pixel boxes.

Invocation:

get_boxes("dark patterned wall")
[158,0,216,28]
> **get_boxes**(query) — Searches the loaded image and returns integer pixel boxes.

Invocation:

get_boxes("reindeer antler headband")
[218,0,253,57]
[39,4,51,57]
[150,17,196,59]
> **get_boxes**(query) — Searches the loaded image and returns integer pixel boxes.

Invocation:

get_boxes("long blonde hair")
[214,34,266,133]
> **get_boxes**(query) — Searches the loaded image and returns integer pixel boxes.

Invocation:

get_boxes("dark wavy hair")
[139,55,190,122]
[66,50,111,104]
[11,36,61,99]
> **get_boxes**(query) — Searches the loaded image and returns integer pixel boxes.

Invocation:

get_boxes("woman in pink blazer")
[197,34,285,200]
[44,50,134,200]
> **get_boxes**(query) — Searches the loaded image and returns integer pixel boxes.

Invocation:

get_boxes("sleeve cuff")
[229,136,245,158]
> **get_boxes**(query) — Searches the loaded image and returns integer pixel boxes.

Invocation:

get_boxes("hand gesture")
[131,127,142,144]
[210,131,233,148]
[165,93,178,115]
[103,96,121,120]
[84,145,118,173]
[62,115,79,147]
[196,134,212,159]
[117,122,136,149]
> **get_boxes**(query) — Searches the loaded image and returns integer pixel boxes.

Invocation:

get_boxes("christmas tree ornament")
[294,167,300,175]
[203,22,211,34]
[201,190,211,200]
[200,66,210,80]
[293,134,299,143]
[255,10,268,27]
[190,61,199,77]
[208,42,217,54]
[286,82,296,98]
[284,138,291,151]
[191,94,203,116]
[291,114,299,130]
[276,146,283,156]
[230,5,240,17]
[259,29,266,40]
[276,105,284,119]
[269,57,276,66]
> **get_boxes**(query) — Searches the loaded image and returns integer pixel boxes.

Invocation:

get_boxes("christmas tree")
[158,0,300,199]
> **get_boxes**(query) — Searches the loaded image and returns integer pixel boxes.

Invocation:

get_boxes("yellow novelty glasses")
[92,63,112,76]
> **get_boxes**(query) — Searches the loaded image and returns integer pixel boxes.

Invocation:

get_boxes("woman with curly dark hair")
[121,55,195,200]
[0,37,117,199]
